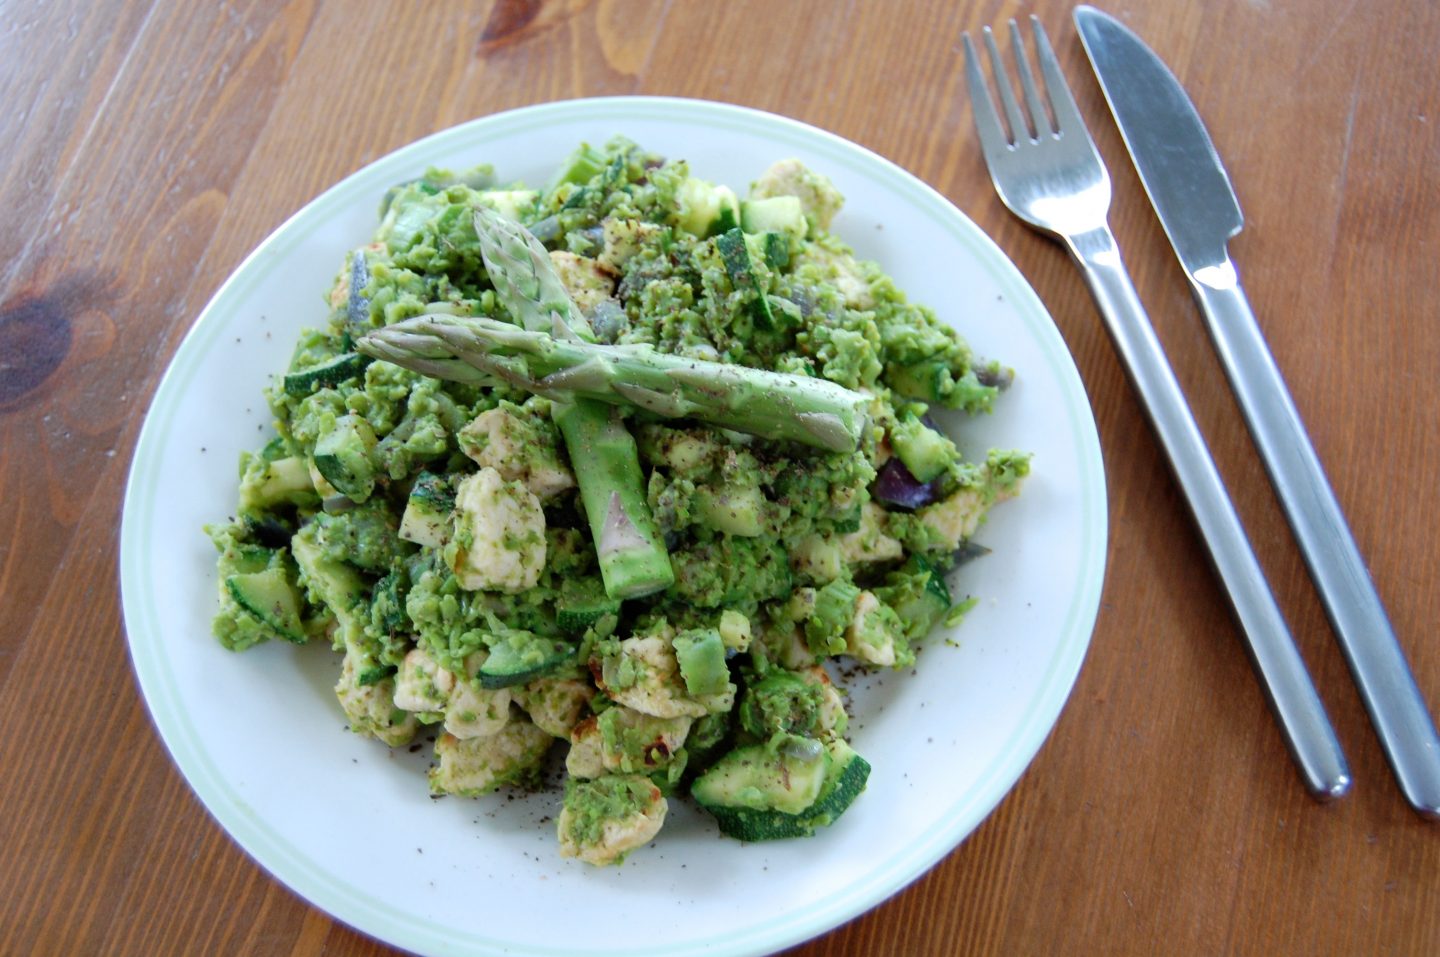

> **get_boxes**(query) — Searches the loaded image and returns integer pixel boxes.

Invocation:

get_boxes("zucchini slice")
[694,737,870,842]
[312,414,378,503]
[478,632,575,689]
[398,471,456,548]
[225,566,306,643]
[740,195,807,241]
[556,577,622,634]
[281,352,371,397]
[716,227,776,328]
[676,177,741,238]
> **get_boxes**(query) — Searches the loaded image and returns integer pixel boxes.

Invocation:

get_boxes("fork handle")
[1192,269,1440,818]
[1065,225,1351,800]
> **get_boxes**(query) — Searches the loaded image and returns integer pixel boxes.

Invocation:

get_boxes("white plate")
[120,97,1106,957]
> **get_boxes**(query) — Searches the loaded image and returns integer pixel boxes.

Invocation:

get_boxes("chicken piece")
[428,719,551,796]
[448,467,546,593]
[392,646,454,714]
[458,404,575,502]
[844,590,900,668]
[444,677,512,740]
[838,502,903,565]
[516,675,594,738]
[749,158,844,231]
[558,775,668,866]
[599,630,732,719]
[334,645,417,747]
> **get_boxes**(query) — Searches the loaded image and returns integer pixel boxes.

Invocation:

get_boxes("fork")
[963,18,1351,800]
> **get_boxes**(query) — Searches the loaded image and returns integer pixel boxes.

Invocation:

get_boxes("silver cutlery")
[1076,5,1440,818]
[962,17,1351,799]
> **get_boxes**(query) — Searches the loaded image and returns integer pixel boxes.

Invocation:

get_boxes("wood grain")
[2,0,1437,953]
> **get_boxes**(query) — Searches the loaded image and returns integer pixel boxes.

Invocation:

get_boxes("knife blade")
[1075,4,1440,818]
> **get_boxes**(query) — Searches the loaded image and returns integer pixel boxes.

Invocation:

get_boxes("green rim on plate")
[120,96,1107,957]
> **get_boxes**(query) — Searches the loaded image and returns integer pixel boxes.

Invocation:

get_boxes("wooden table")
[4,1,1437,953]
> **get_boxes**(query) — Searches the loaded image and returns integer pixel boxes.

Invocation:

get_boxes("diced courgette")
[228,542,279,575]
[789,533,844,585]
[804,579,860,656]
[877,554,952,642]
[802,739,870,824]
[693,474,766,538]
[477,189,540,222]
[282,352,371,397]
[740,195,808,241]
[209,529,307,650]
[888,414,955,484]
[370,567,409,639]
[225,566,306,643]
[672,628,730,697]
[313,414,378,503]
[238,454,317,514]
[550,143,609,189]
[290,524,369,618]
[887,359,948,405]
[693,736,869,841]
[556,577,622,633]
[692,735,829,816]
[478,631,575,689]
[676,177,741,238]
[716,227,775,328]
[398,471,456,548]
[761,232,790,270]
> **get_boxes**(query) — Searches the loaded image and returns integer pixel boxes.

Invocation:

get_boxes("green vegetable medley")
[207,137,1030,865]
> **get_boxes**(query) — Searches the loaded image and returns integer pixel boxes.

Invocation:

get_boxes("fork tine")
[962,32,1011,158]
[981,26,1029,144]
[1008,19,1052,137]
[1029,15,1085,138]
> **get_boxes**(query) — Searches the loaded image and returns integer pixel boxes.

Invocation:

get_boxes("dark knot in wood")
[0,291,74,408]
[479,0,543,49]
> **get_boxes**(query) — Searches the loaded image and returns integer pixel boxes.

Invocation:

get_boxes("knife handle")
[1065,226,1351,800]
[1192,267,1440,818]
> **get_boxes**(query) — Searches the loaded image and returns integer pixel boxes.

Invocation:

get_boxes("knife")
[1075,5,1440,818]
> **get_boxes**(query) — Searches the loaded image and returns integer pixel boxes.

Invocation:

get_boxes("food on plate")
[205,137,1029,864]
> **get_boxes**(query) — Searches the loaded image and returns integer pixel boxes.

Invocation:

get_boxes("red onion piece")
[873,458,942,510]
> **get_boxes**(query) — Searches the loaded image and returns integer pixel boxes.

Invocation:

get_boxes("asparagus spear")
[551,399,674,598]
[358,315,870,454]
[468,205,673,599]
[472,204,592,341]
